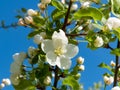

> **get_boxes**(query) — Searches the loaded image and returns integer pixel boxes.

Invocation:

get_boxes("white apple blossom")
[27,9,37,16]
[77,56,84,64]
[71,4,78,11]
[81,1,90,8]
[44,76,51,85]
[111,86,120,90]
[10,74,20,85]
[110,60,116,67]
[106,17,120,30]
[2,78,11,85]
[41,0,51,4]
[10,52,26,74]
[13,52,27,65]
[24,16,33,24]
[0,83,5,89]
[103,76,114,85]
[79,65,85,71]
[34,32,46,44]
[94,36,104,47]
[41,29,79,69]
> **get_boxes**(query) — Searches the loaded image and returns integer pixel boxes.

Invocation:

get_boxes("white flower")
[11,52,26,74]
[79,65,85,71]
[18,18,25,26]
[111,86,120,90]
[94,36,104,47]
[34,34,43,44]
[38,3,46,10]
[81,1,90,8]
[61,0,65,4]
[41,30,79,69]
[24,16,33,24]
[77,57,84,64]
[104,76,114,85]
[13,52,27,65]
[34,32,46,44]
[41,0,51,4]
[71,4,78,11]
[2,78,11,85]
[10,74,20,85]
[110,60,116,67]
[44,76,51,85]
[27,9,37,16]
[106,17,120,30]
[0,83,5,89]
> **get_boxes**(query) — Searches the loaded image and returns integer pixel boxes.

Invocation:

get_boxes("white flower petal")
[10,62,21,74]
[46,51,57,66]
[41,40,54,53]
[65,44,79,58]
[56,56,71,69]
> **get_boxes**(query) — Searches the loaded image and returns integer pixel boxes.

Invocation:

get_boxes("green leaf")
[74,7,103,21]
[27,30,41,39]
[52,9,66,20]
[13,79,36,90]
[111,0,120,18]
[98,63,111,71]
[63,76,80,90]
[21,8,27,13]
[33,16,45,25]
[52,0,64,10]
[111,48,120,56]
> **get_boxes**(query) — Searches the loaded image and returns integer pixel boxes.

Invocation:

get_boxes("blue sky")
[0,0,115,90]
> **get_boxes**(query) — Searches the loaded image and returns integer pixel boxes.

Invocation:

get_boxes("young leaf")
[74,7,103,21]
[98,62,111,71]
[111,0,120,18]
[51,0,64,10]
[63,76,80,90]
[110,48,120,56]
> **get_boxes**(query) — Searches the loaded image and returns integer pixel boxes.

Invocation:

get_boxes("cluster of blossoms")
[0,78,11,89]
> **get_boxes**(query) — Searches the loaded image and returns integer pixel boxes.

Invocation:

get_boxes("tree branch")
[62,0,73,32]
[52,66,59,90]
[113,40,120,87]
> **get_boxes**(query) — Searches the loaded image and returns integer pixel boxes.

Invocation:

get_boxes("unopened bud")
[44,76,51,85]
[103,76,114,85]
[27,9,37,16]
[71,4,78,11]
[0,83,5,89]
[77,57,84,64]
[24,16,33,24]
[41,0,51,4]
[110,61,116,67]
[18,18,26,26]
[79,65,85,71]
[38,3,46,10]
[2,78,11,85]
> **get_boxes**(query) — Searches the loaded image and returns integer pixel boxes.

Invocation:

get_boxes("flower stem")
[52,66,59,90]
[113,40,120,87]
[62,0,73,32]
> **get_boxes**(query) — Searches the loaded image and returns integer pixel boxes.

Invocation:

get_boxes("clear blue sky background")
[0,0,116,90]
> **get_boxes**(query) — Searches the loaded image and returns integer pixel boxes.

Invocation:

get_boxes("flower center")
[54,47,64,56]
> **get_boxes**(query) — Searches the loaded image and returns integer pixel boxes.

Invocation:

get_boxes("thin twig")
[62,0,73,31]
[113,40,120,87]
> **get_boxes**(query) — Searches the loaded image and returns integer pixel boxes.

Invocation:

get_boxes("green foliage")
[74,7,103,21]
[62,76,80,90]
[111,48,120,56]
[98,62,112,71]
[111,0,120,18]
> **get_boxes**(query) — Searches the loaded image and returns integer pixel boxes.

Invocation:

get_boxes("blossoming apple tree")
[1,0,120,90]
